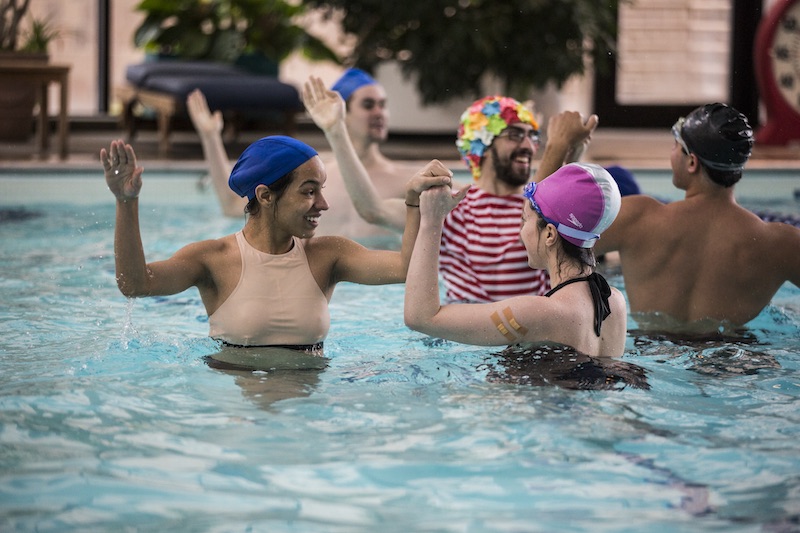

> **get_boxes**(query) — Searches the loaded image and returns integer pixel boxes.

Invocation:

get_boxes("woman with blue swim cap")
[101,137,451,370]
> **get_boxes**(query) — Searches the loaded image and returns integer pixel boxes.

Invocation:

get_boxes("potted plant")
[0,0,61,140]
[133,0,338,75]
[301,0,619,106]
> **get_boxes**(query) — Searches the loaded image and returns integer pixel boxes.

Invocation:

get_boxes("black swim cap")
[675,103,754,172]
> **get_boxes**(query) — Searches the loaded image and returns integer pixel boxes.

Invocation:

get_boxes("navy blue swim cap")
[604,165,641,197]
[228,136,318,200]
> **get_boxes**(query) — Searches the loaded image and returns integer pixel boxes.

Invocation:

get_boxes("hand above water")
[187,89,223,137]
[546,110,599,164]
[404,159,456,207]
[101,140,143,201]
[302,75,345,133]
[419,178,470,222]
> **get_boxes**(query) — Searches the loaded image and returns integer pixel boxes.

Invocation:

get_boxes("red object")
[753,0,800,145]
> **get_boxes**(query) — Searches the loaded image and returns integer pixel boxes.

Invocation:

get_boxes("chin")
[299,227,317,239]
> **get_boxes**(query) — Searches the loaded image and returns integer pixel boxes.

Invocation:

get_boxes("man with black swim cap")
[593,103,800,334]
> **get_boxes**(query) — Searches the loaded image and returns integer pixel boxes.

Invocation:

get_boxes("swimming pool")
[1,169,799,531]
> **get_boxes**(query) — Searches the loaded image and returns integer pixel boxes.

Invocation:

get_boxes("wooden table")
[0,61,70,160]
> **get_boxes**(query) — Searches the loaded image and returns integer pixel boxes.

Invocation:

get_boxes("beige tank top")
[208,231,330,346]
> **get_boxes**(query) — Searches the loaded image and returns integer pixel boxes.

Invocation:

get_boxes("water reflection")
[204,345,329,409]
[630,330,781,377]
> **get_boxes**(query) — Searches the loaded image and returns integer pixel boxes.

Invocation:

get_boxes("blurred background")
[0,0,796,162]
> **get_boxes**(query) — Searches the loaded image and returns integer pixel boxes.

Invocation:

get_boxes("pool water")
[1,172,799,532]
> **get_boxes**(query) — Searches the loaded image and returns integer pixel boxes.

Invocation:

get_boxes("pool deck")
[1,118,799,172]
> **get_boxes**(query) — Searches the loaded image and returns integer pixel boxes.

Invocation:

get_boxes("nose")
[316,192,329,211]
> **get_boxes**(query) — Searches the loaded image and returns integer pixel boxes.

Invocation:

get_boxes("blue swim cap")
[331,68,377,102]
[604,165,641,197]
[228,136,318,200]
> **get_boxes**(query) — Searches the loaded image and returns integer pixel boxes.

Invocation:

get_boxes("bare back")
[598,194,800,327]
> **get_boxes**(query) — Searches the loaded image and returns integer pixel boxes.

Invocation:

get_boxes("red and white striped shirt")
[440,187,550,302]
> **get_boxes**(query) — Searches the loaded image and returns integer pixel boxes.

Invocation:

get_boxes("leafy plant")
[133,0,338,64]
[302,0,620,105]
[20,14,59,53]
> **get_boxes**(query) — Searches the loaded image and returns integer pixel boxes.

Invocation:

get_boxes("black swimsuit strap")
[545,272,612,337]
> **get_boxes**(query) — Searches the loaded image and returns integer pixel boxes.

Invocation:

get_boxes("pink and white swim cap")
[523,163,621,248]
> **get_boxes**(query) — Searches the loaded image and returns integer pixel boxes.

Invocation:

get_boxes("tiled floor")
[1,118,799,172]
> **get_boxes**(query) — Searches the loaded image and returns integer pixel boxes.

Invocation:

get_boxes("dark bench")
[116,61,303,156]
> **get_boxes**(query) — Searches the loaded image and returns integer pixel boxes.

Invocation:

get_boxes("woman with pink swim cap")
[404,162,628,358]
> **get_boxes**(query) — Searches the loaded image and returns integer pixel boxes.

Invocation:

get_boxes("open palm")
[302,75,346,132]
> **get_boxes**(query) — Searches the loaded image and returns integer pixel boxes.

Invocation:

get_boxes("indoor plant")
[301,0,620,105]
[0,0,60,141]
[133,0,338,75]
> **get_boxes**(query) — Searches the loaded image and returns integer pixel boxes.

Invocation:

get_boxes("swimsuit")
[440,187,549,302]
[545,272,612,336]
[208,231,330,348]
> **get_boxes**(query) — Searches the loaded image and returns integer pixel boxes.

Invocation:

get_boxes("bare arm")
[328,160,455,285]
[535,111,598,182]
[101,140,207,297]
[776,223,800,288]
[186,89,247,218]
[404,185,559,345]
[302,75,407,231]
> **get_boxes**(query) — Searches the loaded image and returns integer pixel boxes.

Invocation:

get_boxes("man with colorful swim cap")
[442,95,597,302]
[593,102,800,333]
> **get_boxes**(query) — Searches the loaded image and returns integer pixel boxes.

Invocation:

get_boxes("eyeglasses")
[497,127,540,146]
[671,117,691,155]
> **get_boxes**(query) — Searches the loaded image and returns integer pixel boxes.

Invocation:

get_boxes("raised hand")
[403,159,456,207]
[302,75,346,132]
[546,110,598,163]
[187,89,223,137]
[419,180,470,222]
[101,140,143,200]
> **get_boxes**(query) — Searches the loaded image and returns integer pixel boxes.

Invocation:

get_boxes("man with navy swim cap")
[593,103,800,334]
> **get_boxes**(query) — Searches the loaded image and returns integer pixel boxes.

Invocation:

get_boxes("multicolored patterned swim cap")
[456,95,538,180]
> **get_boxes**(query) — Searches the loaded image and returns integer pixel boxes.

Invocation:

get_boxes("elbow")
[117,285,143,299]
[116,278,147,298]
[404,309,429,334]
[357,207,385,225]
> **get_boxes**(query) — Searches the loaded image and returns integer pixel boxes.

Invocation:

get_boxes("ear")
[255,184,274,206]
[686,153,701,174]
[544,223,559,247]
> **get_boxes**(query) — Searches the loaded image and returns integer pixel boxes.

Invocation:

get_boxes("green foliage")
[133,0,339,64]
[20,14,59,53]
[302,0,620,104]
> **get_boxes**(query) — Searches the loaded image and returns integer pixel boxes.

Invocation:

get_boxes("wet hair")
[704,165,740,188]
[243,168,297,216]
[537,215,597,276]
